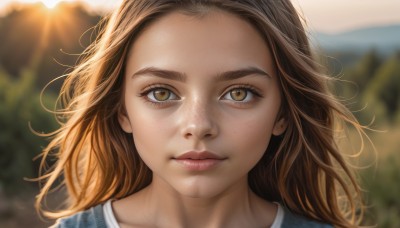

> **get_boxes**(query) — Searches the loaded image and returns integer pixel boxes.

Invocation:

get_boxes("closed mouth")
[173,151,226,171]
[174,151,225,160]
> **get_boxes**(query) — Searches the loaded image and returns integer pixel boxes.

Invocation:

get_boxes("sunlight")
[13,0,79,60]
[41,0,60,9]
[17,0,65,9]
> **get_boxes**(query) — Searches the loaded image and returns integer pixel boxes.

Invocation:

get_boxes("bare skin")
[114,179,277,228]
[116,9,287,228]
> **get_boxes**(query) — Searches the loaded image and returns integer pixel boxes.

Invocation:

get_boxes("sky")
[1,0,400,34]
[292,0,400,34]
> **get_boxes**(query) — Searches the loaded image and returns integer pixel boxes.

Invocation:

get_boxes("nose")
[179,98,218,140]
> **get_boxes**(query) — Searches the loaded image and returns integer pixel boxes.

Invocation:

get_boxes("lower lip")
[174,159,224,171]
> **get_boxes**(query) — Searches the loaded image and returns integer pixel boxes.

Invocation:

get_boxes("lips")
[173,151,226,171]
[175,151,224,160]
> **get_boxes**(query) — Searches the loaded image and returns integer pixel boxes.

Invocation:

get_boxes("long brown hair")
[36,0,367,226]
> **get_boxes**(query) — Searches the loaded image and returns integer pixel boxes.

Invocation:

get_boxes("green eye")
[153,89,170,101]
[146,88,178,102]
[222,87,258,103]
[229,89,247,101]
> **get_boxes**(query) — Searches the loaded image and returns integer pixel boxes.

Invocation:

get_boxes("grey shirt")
[54,204,333,228]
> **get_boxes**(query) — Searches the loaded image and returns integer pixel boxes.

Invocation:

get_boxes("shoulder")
[51,204,107,228]
[281,206,333,228]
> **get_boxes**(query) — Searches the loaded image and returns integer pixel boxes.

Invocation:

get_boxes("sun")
[40,0,62,9]
[17,0,64,9]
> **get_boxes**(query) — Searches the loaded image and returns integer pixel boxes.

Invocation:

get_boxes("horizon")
[1,0,400,34]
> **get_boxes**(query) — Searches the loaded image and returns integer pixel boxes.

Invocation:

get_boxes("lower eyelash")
[138,87,178,107]
[139,93,175,108]
[143,98,174,107]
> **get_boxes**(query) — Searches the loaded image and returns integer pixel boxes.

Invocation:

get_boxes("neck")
[114,176,277,228]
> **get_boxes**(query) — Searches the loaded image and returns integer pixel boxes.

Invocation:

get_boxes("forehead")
[125,9,275,78]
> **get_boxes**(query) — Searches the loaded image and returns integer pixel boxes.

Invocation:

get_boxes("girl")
[36,0,367,227]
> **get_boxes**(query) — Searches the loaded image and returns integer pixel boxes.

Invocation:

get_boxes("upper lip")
[175,151,225,160]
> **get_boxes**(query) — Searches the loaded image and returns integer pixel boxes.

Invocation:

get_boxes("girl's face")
[119,10,286,198]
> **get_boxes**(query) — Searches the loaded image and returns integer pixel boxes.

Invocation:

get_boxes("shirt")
[54,202,333,228]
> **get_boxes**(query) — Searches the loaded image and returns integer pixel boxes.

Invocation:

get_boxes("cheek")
[234,118,273,151]
[223,107,278,161]
[215,115,273,181]
[127,105,174,162]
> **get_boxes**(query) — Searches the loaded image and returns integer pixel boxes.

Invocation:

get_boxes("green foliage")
[350,50,380,90]
[329,49,400,125]
[361,147,400,227]
[363,52,400,123]
[350,49,382,91]
[0,68,58,194]
[327,50,400,227]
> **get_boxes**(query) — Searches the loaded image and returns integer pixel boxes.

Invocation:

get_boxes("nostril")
[181,119,218,140]
[184,132,213,139]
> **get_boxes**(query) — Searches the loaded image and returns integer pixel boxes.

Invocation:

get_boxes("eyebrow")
[131,67,186,82]
[130,66,271,82]
[216,67,271,81]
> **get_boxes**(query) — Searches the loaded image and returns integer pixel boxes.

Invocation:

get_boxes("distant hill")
[311,24,400,55]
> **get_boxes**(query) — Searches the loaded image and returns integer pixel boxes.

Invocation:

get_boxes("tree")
[0,68,58,195]
[348,49,382,93]
[363,51,400,123]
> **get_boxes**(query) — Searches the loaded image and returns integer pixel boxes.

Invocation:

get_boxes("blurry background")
[0,0,399,227]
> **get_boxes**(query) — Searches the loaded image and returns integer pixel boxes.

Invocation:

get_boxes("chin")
[171,177,228,199]
[178,187,222,199]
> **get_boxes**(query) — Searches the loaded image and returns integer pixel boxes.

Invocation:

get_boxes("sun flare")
[16,0,65,9]
[40,0,60,9]
[14,0,79,55]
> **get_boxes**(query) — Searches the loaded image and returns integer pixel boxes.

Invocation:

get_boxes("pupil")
[155,90,169,101]
[232,89,246,101]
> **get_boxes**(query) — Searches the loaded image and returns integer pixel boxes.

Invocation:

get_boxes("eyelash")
[223,84,263,100]
[138,84,179,107]
[138,84,263,107]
